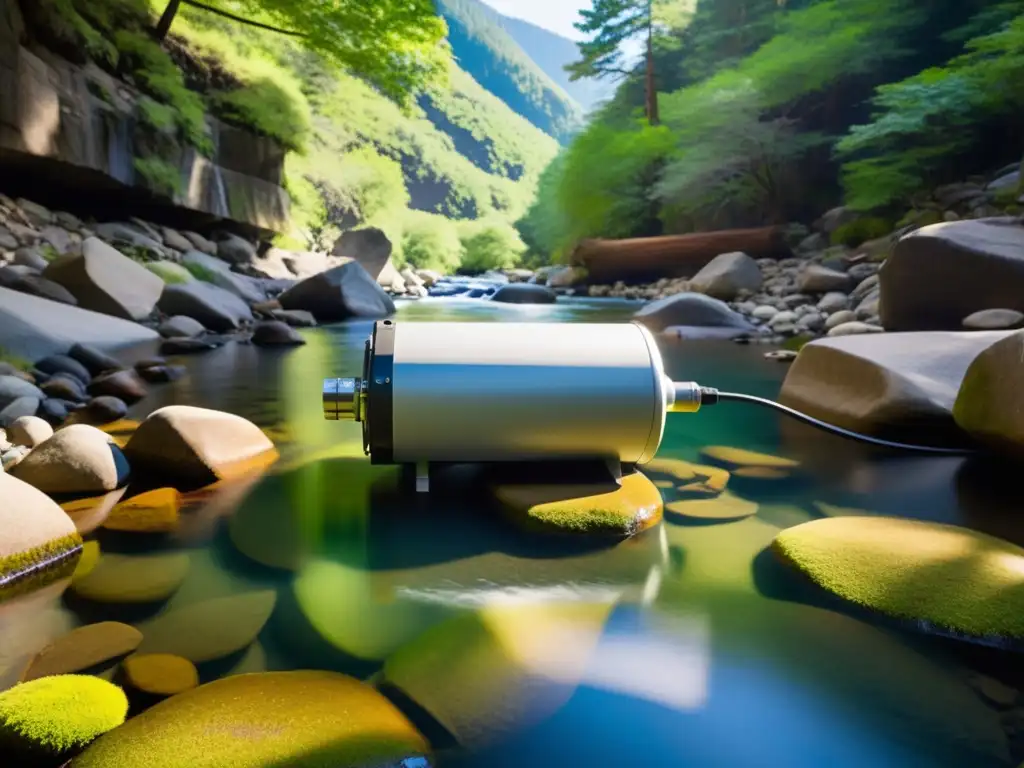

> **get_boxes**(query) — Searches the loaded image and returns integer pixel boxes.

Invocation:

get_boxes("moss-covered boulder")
[0,674,128,760]
[134,590,276,662]
[123,406,278,488]
[0,473,81,585]
[666,490,759,522]
[22,621,143,681]
[74,671,431,767]
[121,653,199,697]
[71,552,190,604]
[11,423,130,494]
[772,516,1024,642]
[380,602,614,749]
[953,328,1024,455]
[103,488,181,533]
[493,470,663,536]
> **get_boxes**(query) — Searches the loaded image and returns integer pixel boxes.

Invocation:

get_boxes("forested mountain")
[496,14,610,114]
[518,0,1024,261]
[435,0,584,142]
[25,0,566,274]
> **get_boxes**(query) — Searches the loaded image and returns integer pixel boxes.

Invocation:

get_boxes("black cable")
[182,0,308,37]
[699,387,976,456]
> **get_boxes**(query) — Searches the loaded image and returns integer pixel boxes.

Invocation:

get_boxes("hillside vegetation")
[518,0,1024,261]
[436,0,584,143]
[23,0,562,274]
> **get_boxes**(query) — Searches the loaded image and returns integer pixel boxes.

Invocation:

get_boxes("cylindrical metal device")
[323,320,704,468]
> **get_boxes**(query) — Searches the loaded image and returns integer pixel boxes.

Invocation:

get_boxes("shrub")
[400,211,464,274]
[458,218,526,273]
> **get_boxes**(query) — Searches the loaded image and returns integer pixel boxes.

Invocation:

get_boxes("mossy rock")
[666,490,759,522]
[699,445,800,471]
[1,473,82,587]
[772,516,1024,642]
[22,621,143,681]
[145,262,195,285]
[0,674,128,759]
[644,457,730,495]
[381,602,614,750]
[134,590,277,663]
[121,653,198,697]
[830,216,893,247]
[73,671,432,767]
[71,552,191,604]
[493,471,663,536]
[103,488,181,533]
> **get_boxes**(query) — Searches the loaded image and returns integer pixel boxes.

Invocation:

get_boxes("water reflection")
[3,298,1020,767]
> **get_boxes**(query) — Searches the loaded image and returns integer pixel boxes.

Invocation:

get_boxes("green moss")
[39,244,62,263]
[895,208,944,229]
[145,261,194,285]
[772,516,1024,641]
[830,216,894,247]
[74,671,431,767]
[133,157,182,199]
[0,347,32,372]
[33,0,118,66]
[182,261,219,283]
[0,533,83,582]
[0,675,128,757]
[211,74,312,153]
[137,96,178,135]
[781,334,814,352]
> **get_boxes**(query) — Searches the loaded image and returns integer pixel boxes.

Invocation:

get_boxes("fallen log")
[570,227,791,285]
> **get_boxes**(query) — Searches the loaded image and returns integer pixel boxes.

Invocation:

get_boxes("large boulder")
[0,472,81,582]
[633,292,756,332]
[491,283,557,304]
[0,287,159,361]
[181,251,265,303]
[277,260,395,322]
[331,228,393,281]
[43,237,163,321]
[953,329,1024,455]
[157,282,254,332]
[688,251,762,300]
[779,330,1012,444]
[879,218,1024,331]
[123,405,277,487]
[12,424,131,494]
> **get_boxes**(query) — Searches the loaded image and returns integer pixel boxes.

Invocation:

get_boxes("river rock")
[160,227,193,252]
[146,261,194,284]
[278,260,396,321]
[88,370,147,404]
[953,330,1024,455]
[7,415,52,448]
[43,237,163,321]
[8,272,79,305]
[182,231,217,255]
[36,354,90,386]
[158,315,206,339]
[779,330,1012,444]
[84,396,128,423]
[814,206,857,234]
[41,378,85,405]
[880,218,1024,331]
[271,308,316,327]
[124,405,276,487]
[74,672,430,767]
[39,399,72,425]
[69,344,123,377]
[688,251,763,300]
[0,396,40,427]
[182,251,264,303]
[634,292,756,332]
[252,320,305,346]
[12,423,130,494]
[817,292,849,313]
[0,375,44,410]
[491,283,557,304]
[160,337,224,354]
[546,266,587,288]
[71,551,191,604]
[22,621,143,681]
[214,233,256,265]
[14,246,47,270]
[962,308,1024,331]
[41,225,73,255]
[826,320,885,337]
[121,654,199,697]
[0,472,81,582]
[94,223,164,257]
[798,265,852,294]
[138,365,186,383]
[0,227,17,250]
[157,282,254,332]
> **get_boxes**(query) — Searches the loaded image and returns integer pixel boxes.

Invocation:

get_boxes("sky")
[480,0,589,40]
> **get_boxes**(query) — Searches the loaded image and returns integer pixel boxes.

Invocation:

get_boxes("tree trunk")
[645,11,659,126]
[154,0,182,41]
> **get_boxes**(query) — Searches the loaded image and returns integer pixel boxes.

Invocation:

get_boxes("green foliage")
[0,674,128,756]
[436,0,582,142]
[39,244,62,263]
[830,216,894,247]
[133,156,182,197]
[32,0,119,65]
[114,30,211,152]
[458,218,526,272]
[399,210,465,274]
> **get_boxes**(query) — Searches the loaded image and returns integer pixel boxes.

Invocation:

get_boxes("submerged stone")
[134,590,277,662]
[22,621,143,681]
[103,488,181,533]
[0,674,128,759]
[71,552,191,604]
[699,445,800,470]
[666,490,759,522]
[644,457,731,495]
[74,671,431,767]
[494,470,663,536]
[121,653,199,697]
[772,516,1024,642]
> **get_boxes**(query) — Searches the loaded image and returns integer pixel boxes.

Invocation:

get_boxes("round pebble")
[122,654,199,697]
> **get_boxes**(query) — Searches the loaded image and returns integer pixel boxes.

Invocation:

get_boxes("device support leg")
[415,461,430,494]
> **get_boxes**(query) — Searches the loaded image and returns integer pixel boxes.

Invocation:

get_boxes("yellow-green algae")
[1,533,83,586]
[122,653,199,697]
[381,601,615,749]
[772,516,1024,640]
[0,674,128,756]
[74,671,432,768]
[494,471,663,536]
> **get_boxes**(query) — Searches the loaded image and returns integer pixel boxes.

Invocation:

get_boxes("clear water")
[9,297,1022,767]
